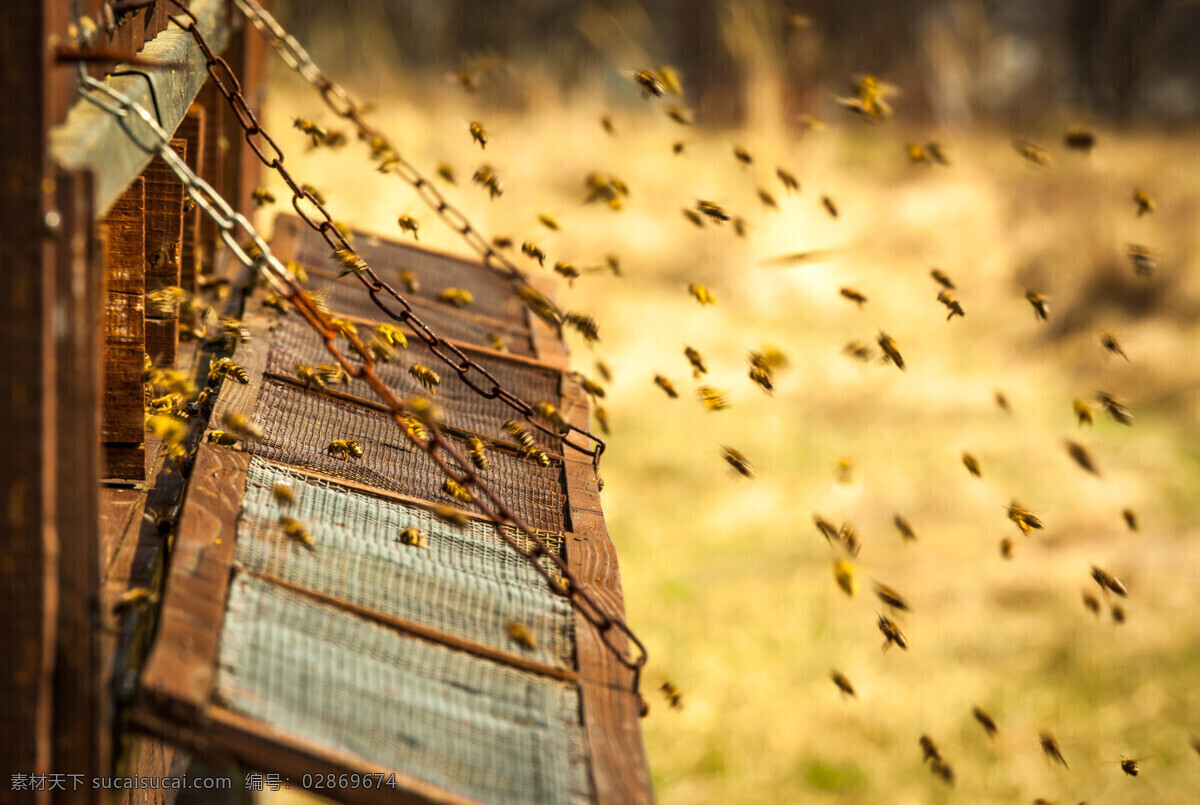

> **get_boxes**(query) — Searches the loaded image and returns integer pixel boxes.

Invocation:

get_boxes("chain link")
[161,0,607,470]
[77,66,646,694]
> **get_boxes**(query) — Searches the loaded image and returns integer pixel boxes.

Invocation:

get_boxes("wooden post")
[143,140,187,367]
[177,109,206,293]
[196,83,225,282]
[101,178,147,481]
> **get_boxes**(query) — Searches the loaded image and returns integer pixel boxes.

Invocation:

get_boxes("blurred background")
[257,1,1200,802]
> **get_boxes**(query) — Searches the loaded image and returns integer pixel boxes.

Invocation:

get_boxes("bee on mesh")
[326,439,363,461]
[398,526,427,548]
[208,357,249,385]
[437,288,473,308]
[409,364,440,393]
[279,515,314,551]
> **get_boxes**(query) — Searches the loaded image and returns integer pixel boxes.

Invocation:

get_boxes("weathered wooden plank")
[560,378,652,805]
[176,109,205,293]
[143,140,187,366]
[195,84,225,284]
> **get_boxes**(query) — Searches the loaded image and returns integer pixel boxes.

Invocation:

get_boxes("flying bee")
[1065,440,1099,475]
[672,141,685,155]
[874,582,909,611]
[365,335,397,363]
[1090,563,1127,597]
[293,117,326,145]
[1122,508,1137,531]
[209,357,250,385]
[443,479,473,504]
[144,285,190,318]
[594,360,613,384]
[776,167,800,194]
[732,145,753,166]
[434,505,468,527]
[533,401,569,433]
[113,586,158,615]
[1040,731,1068,769]
[973,707,998,738]
[332,247,367,278]
[684,346,707,377]
[835,458,854,484]
[821,195,839,218]
[1000,537,1013,558]
[435,162,456,185]
[877,332,904,370]
[562,312,599,342]
[837,523,861,557]
[839,287,867,307]
[302,288,330,315]
[437,288,474,307]
[375,323,408,349]
[519,445,551,466]
[223,413,263,442]
[1026,290,1049,321]
[930,268,955,289]
[1083,591,1101,615]
[579,376,606,400]
[833,560,857,596]
[553,262,580,286]
[466,436,489,471]
[631,69,664,98]
[1112,603,1126,623]
[757,188,778,210]
[878,614,907,650]
[329,318,358,339]
[398,526,427,548]
[1064,127,1096,152]
[272,482,296,506]
[813,514,839,546]
[995,390,1010,413]
[696,200,730,224]
[688,283,716,305]
[1014,139,1051,167]
[314,363,349,387]
[472,164,503,199]
[1119,756,1144,777]
[521,241,546,266]
[1074,398,1094,427]
[326,439,364,461]
[748,358,774,394]
[251,187,275,207]
[654,374,678,398]
[1190,736,1200,758]
[206,430,237,446]
[1007,501,1044,536]
[279,515,314,550]
[920,735,942,764]
[409,364,440,392]
[1096,391,1132,425]
[599,114,615,135]
[734,218,749,237]
[594,406,610,434]
[492,236,512,250]
[506,620,536,650]
[722,445,754,478]
[262,295,289,314]
[503,419,536,450]
[683,208,704,227]
[468,121,487,149]
[299,184,326,206]
[660,681,683,709]
[843,341,872,362]
[697,386,729,412]
[937,291,964,320]
[907,143,928,164]
[1125,244,1156,277]
[930,759,954,786]
[396,215,419,241]
[665,106,692,125]
[1133,189,1155,216]
[830,671,856,698]
[1099,331,1129,361]
[893,514,916,542]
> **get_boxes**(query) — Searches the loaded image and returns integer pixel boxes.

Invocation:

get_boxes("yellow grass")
[255,53,1200,804]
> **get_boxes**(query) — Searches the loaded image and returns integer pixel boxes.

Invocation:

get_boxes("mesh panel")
[266,315,562,447]
[299,272,536,358]
[239,458,574,668]
[216,574,591,805]
[245,379,567,531]
[289,223,528,324]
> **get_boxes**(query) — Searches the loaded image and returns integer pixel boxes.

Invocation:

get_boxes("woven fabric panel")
[299,272,536,358]
[290,225,528,325]
[216,574,592,805]
[239,458,574,668]
[245,379,567,531]
[266,315,562,447]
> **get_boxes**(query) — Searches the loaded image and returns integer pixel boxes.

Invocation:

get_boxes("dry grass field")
[255,31,1200,804]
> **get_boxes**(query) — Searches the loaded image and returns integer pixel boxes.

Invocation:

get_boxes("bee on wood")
[1125,244,1156,277]
[1026,290,1049,321]
[398,526,427,548]
[1000,538,1013,559]
[893,514,916,542]
[395,215,419,241]
[437,288,474,307]
[776,167,800,194]
[409,364,440,393]
[995,390,1010,413]
[877,332,904,370]
[1065,440,1099,475]
[660,681,683,709]
[1083,591,1101,615]
[374,323,408,349]
[1014,140,1051,167]
[758,188,778,210]
[1122,508,1138,531]
[332,247,367,278]
[830,671,856,698]
[472,164,503,199]
[326,439,364,461]
[684,346,707,377]
[696,200,730,224]
[521,241,546,266]
[206,430,237,446]
[113,586,159,615]
[688,283,716,305]
[937,290,964,320]
[209,357,249,385]
[1096,391,1132,426]
[483,333,507,353]
[973,707,998,738]
[833,559,857,596]
[1007,502,1044,536]
[279,515,314,550]
[697,386,729,412]
[930,268,955,289]
[506,621,537,650]
[631,69,664,98]
[1133,189,1155,217]
[839,287,867,308]
[252,187,275,207]
[878,614,906,650]
[722,446,754,478]
[468,121,487,149]
[1040,731,1068,769]
[821,195,839,218]
[654,375,678,398]
[1064,128,1096,152]
[443,479,473,504]
[466,436,489,471]
[1074,398,1094,427]
[223,413,263,442]
[434,505,468,528]
[1100,331,1128,361]
[874,582,910,612]
[1090,563,1127,597]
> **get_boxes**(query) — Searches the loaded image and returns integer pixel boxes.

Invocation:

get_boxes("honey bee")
[435,162,456,185]
[631,69,664,98]
[1040,731,1068,769]
[595,360,613,384]
[654,375,678,398]
[722,446,754,478]
[503,419,536,449]
[434,505,469,528]
[437,288,474,307]
[332,247,367,278]
[672,141,686,155]
[1074,398,1094,427]
[1099,331,1129,361]
[836,74,896,120]
[660,681,684,709]
[892,514,916,542]
[1065,440,1099,475]
[833,560,857,596]
[874,582,909,611]
[839,287,867,307]
[1112,603,1127,623]
[929,268,955,289]
[930,759,955,786]
[696,200,730,224]
[697,386,729,412]
[837,523,861,557]
[821,195,839,218]
[562,312,600,343]
[683,208,704,227]
[506,620,537,650]
[533,401,569,433]
[600,114,615,135]
[398,525,427,548]
[262,294,289,314]
[1125,244,1156,277]
[877,332,904,370]
[251,187,275,207]
[223,413,263,442]
[973,707,998,738]
[472,164,503,199]
[279,515,314,550]
[293,117,327,145]
[812,514,839,546]
[830,671,856,698]
[1096,391,1132,426]
[1133,189,1155,216]
[364,335,397,364]
[748,353,774,394]
[1014,139,1051,167]
[206,430,237,446]
[553,262,580,286]
[468,121,488,149]
[485,333,507,353]
[209,357,249,385]
[1000,538,1013,558]
[326,439,364,461]
[329,318,358,339]
[684,346,707,377]
[919,734,942,764]
[665,106,692,125]
[492,236,512,250]
[995,390,1010,413]
[521,241,546,266]
[842,341,872,362]
[272,482,296,506]
[907,143,929,164]
[145,286,189,318]
[466,436,489,471]
[1122,508,1137,531]
[776,167,800,194]
[1063,128,1096,152]
[878,614,907,650]
[688,283,716,305]
[757,188,778,210]
[374,323,408,349]
[578,376,606,400]
[1007,501,1044,536]
[1082,591,1101,615]
[594,406,610,435]
[1120,756,1142,776]
[1090,563,1127,597]
[409,364,440,392]
[395,215,419,241]
[835,457,854,485]
[1026,290,1049,321]
[443,478,473,504]
[113,586,159,614]
[302,288,330,315]
[926,142,950,165]
[937,291,964,320]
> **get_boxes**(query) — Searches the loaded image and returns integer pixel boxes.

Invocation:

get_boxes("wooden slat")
[561,378,652,805]
[525,273,570,370]
[176,109,205,293]
[102,177,146,479]
[143,140,187,366]
[195,83,225,279]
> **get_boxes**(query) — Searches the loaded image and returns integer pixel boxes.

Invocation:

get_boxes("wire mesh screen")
[239,458,575,668]
[295,271,537,358]
[266,314,562,447]
[284,219,530,325]
[216,573,592,805]
[245,378,568,531]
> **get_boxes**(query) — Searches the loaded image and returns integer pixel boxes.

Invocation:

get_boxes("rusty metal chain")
[77,66,647,694]
[155,0,606,471]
